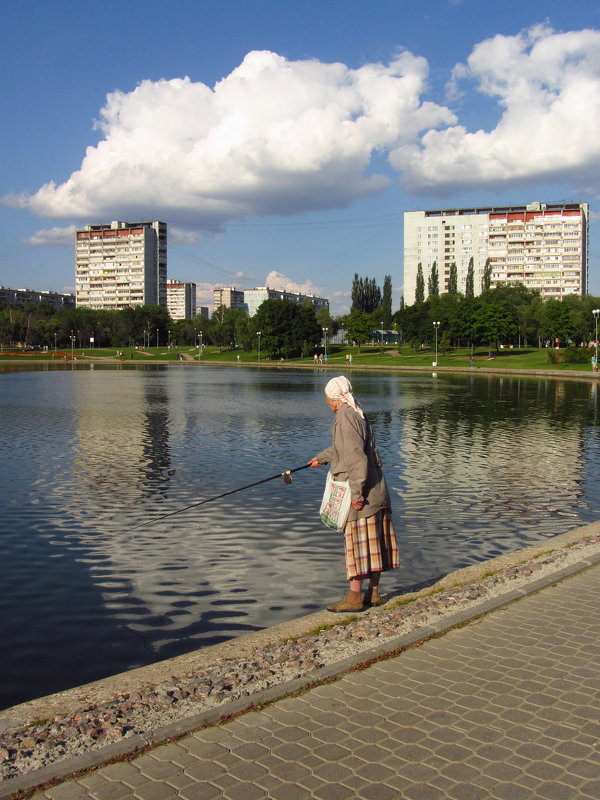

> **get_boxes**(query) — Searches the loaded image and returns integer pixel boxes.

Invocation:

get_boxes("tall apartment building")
[166,279,196,320]
[213,287,246,315]
[403,202,589,304]
[243,287,329,317]
[75,221,167,310]
[213,285,329,317]
[0,286,75,309]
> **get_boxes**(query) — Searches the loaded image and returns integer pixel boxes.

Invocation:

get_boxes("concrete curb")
[3,547,600,800]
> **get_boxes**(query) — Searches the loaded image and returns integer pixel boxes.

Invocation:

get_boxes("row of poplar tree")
[3,261,600,356]
[345,265,600,354]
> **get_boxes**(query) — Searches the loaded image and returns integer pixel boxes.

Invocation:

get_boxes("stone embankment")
[1,526,599,787]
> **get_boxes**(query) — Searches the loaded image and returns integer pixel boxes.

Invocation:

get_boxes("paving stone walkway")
[25,563,600,799]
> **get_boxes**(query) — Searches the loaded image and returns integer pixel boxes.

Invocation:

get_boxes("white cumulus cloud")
[9,50,453,226]
[263,270,322,297]
[392,25,600,195]
[26,225,77,246]
[194,282,220,309]
[169,227,200,245]
[8,31,599,224]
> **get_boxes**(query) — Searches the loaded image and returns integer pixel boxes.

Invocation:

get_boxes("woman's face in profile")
[326,395,342,413]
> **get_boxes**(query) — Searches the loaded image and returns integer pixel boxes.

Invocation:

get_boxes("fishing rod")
[126,463,312,532]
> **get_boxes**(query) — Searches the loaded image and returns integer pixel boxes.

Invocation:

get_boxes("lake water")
[1,364,599,709]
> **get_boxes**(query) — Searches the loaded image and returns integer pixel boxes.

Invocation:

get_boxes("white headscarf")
[324,376,364,418]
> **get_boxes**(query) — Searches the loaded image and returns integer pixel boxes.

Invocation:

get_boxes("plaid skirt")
[343,510,400,580]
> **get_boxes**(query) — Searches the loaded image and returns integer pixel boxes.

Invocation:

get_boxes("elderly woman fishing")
[309,376,399,612]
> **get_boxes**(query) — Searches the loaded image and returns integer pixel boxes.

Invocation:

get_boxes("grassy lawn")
[0,346,198,362]
[298,344,593,372]
[1,343,596,372]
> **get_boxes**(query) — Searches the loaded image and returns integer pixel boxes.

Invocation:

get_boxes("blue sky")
[2,0,600,314]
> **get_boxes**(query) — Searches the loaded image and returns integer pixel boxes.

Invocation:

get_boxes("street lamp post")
[156,328,159,349]
[168,329,171,349]
[381,321,384,352]
[197,332,203,360]
[70,329,74,360]
[54,332,57,354]
[257,331,262,362]
[323,327,328,358]
[433,321,441,366]
[593,309,600,372]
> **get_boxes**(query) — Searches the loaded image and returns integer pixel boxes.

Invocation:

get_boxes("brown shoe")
[364,587,383,606]
[326,595,364,613]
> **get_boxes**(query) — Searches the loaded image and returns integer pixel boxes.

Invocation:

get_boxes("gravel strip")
[1,533,599,781]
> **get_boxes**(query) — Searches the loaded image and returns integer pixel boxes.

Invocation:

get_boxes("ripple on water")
[1,366,600,708]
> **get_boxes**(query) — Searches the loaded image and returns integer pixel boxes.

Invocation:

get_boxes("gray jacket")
[315,404,391,521]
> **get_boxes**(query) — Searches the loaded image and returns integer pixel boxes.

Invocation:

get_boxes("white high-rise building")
[213,285,329,317]
[242,287,329,317]
[403,202,589,304]
[75,221,167,309]
[166,279,196,320]
[213,287,246,315]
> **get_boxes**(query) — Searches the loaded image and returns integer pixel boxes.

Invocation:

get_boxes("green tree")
[171,318,194,346]
[480,284,540,348]
[315,305,337,337]
[465,257,475,299]
[427,262,439,299]
[381,275,393,326]
[448,262,458,295]
[453,297,477,350]
[539,298,575,345]
[0,307,22,347]
[472,303,516,355]
[211,304,228,350]
[192,313,211,347]
[430,292,462,346]
[351,274,381,313]
[481,258,492,293]
[296,303,322,353]
[415,263,425,304]
[251,299,320,358]
[232,308,252,351]
[561,294,598,345]
[395,299,431,348]
[520,294,544,347]
[215,307,245,349]
[439,330,451,355]
[344,309,372,351]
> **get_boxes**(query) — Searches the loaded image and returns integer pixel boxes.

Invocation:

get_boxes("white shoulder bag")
[319,471,352,531]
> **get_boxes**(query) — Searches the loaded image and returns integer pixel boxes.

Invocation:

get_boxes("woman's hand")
[308,458,322,468]
[351,499,364,510]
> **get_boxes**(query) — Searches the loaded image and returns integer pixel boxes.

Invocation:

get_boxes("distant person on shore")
[308,376,399,612]
[592,355,598,372]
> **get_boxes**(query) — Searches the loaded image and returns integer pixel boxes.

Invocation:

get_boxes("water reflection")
[0,365,599,709]
[391,375,593,579]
